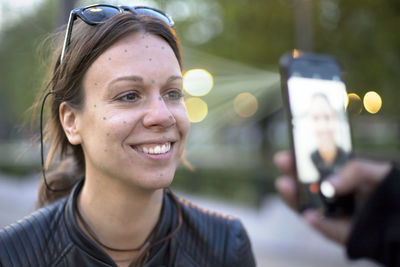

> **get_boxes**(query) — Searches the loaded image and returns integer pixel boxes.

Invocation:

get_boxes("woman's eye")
[165,90,183,100]
[118,92,139,102]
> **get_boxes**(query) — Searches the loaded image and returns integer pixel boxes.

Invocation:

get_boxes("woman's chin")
[133,171,175,191]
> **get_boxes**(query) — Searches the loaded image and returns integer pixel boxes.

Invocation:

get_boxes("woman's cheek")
[104,112,136,139]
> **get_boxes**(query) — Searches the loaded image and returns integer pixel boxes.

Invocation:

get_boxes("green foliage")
[313,0,400,117]
[0,162,40,177]
[0,0,56,123]
[178,0,400,118]
[177,0,295,70]
[171,167,276,206]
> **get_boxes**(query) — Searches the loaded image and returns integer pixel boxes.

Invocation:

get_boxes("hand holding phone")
[279,52,354,217]
[275,150,392,244]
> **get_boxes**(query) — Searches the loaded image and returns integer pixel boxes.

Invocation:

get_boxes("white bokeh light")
[183,69,214,96]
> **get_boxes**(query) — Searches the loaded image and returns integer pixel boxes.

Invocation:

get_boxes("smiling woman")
[0,4,255,267]
[62,32,189,192]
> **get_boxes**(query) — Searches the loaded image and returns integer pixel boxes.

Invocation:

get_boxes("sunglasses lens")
[134,8,174,26]
[82,6,121,23]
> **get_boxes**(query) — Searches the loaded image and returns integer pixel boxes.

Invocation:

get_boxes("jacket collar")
[64,179,178,265]
[64,179,115,264]
[145,189,178,265]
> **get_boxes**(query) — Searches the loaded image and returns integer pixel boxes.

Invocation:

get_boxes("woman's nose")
[142,96,175,129]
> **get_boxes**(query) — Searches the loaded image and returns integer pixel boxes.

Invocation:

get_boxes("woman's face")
[310,96,336,143]
[73,32,190,190]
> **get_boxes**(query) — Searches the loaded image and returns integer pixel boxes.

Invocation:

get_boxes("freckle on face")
[103,117,107,120]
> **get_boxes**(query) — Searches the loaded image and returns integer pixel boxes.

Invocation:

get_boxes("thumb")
[328,159,391,196]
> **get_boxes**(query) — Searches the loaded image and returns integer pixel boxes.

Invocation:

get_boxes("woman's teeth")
[134,142,171,154]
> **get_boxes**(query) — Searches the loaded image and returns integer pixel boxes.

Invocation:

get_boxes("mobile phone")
[279,51,354,217]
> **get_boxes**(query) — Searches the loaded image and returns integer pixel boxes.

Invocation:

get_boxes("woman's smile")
[133,142,172,155]
[129,139,176,161]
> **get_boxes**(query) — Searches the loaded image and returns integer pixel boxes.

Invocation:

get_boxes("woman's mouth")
[132,142,172,155]
[130,141,175,161]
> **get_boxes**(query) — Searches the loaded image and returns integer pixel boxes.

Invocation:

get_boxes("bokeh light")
[320,181,335,198]
[184,97,208,123]
[363,91,382,114]
[346,93,362,114]
[233,93,258,118]
[292,49,301,58]
[183,69,214,96]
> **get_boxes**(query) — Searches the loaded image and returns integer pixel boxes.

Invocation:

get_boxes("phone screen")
[287,76,352,205]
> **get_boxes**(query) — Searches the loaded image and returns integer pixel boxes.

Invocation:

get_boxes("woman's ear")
[59,102,82,145]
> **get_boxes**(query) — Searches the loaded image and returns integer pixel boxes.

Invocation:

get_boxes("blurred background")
[0,0,399,266]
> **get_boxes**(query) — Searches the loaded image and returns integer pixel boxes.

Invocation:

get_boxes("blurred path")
[0,174,39,227]
[0,174,379,267]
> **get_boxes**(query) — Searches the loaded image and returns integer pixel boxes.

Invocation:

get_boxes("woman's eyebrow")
[108,75,144,86]
[108,75,181,86]
[166,75,182,83]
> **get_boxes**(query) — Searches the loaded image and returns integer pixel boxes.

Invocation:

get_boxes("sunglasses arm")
[60,12,77,64]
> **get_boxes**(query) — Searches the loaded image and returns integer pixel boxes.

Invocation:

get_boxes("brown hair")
[35,13,182,208]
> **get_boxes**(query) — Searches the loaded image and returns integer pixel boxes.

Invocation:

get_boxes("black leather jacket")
[0,180,256,267]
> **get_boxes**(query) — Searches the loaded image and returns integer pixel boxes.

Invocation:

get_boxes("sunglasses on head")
[60,4,175,63]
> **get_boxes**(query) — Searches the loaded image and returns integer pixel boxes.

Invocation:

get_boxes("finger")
[303,210,350,245]
[275,176,297,210]
[273,150,294,176]
[328,159,392,195]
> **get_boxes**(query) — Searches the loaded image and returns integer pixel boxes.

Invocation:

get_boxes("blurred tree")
[0,0,56,137]
[176,0,295,70]
[314,0,400,118]
[177,0,400,118]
